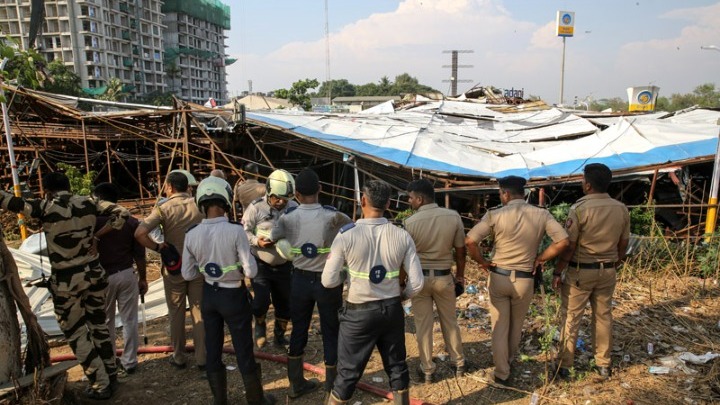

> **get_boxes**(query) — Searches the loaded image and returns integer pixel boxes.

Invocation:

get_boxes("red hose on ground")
[51,345,435,405]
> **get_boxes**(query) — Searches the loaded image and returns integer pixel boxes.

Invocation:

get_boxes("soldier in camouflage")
[0,172,130,400]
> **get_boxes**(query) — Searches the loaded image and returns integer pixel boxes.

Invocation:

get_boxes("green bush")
[56,163,96,196]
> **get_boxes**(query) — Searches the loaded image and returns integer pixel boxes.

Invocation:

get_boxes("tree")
[0,42,49,93]
[274,78,319,111]
[44,59,82,96]
[589,97,627,112]
[57,162,96,195]
[316,79,356,99]
[97,77,128,102]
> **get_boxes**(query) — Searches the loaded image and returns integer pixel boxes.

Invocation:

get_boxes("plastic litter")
[576,337,587,352]
[648,366,671,374]
[529,392,539,405]
[647,343,654,355]
[371,377,383,383]
[402,301,412,315]
[678,352,720,364]
[225,365,236,371]
[465,285,478,294]
[623,354,631,362]
[438,353,448,361]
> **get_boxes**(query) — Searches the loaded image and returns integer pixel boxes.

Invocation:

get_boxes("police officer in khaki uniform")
[243,169,298,348]
[271,168,352,400]
[135,170,206,370]
[323,180,424,405]
[553,163,630,380]
[465,176,568,385]
[235,162,266,214]
[403,179,467,383]
[1,172,129,399]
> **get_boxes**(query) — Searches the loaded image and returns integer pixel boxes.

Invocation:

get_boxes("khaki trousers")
[163,272,206,366]
[559,267,616,368]
[412,274,464,374]
[488,271,534,380]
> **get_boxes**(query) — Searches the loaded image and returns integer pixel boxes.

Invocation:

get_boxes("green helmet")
[195,176,233,214]
[266,169,295,199]
[169,169,198,186]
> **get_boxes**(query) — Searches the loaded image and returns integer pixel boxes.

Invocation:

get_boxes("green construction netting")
[225,58,237,65]
[122,85,136,92]
[82,86,107,95]
[161,0,231,30]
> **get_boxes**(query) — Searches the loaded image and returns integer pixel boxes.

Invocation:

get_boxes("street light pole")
[0,57,28,240]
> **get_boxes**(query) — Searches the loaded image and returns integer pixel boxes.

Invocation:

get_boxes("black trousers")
[287,270,343,365]
[201,282,257,374]
[332,298,409,400]
[250,259,292,321]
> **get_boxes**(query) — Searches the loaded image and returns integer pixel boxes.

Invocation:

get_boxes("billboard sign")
[556,11,575,37]
[627,86,660,112]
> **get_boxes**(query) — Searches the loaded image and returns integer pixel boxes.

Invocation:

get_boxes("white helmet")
[275,239,297,261]
[195,176,233,214]
[266,169,295,199]
[170,169,198,186]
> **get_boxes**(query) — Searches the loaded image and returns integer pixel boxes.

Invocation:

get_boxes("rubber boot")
[323,365,337,402]
[392,389,410,405]
[207,370,228,405]
[255,315,267,348]
[325,392,347,405]
[242,363,276,405]
[274,318,289,346]
[287,355,320,398]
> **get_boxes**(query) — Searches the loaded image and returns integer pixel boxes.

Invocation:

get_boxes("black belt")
[490,266,534,279]
[294,268,322,280]
[344,297,401,311]
[422,269,451,277]
[569,261,617,270]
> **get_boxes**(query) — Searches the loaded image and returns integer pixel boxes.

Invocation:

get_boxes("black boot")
[392,389,410,405]
[207,370,228,405]
[274,318,289,346]
[242,363,276,405]
[324,364,337,401]
[255,315,267,348]
[287,355,320,398]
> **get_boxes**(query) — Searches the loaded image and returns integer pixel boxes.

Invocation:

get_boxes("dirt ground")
[45,257,720,405]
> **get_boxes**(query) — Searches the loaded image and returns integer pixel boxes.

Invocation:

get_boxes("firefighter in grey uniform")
[322,180,424,405]
[182,177,276,405]
[271,168,352,399]
[242,169,298,347]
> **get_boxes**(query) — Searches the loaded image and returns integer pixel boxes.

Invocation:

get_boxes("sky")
[225,0,720,105]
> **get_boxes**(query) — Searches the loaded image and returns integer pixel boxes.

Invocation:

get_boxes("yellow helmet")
[169,169,198,186]
[195,176,233,214]
[266,169,295,199]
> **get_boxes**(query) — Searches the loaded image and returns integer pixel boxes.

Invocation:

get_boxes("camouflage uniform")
[0,190,128,391]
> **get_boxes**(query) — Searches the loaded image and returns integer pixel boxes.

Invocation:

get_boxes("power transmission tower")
[442,50,473,96]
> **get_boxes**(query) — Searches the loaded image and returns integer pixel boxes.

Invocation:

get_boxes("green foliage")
[44,60,82,96]
[629,206,655,236]
[96,77,127,102]
[273,78,319,111]
[140,90,176,107]
[1,40,48,90]
[589,97,627,112]
[549,203,570,225]
[310,74,438,99]
[317,79,356,98]
[56,163,95,196]
[394,208,415,223]
[696,235,720,278]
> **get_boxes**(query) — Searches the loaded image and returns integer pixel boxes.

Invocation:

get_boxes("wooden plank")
[0,360,78,398]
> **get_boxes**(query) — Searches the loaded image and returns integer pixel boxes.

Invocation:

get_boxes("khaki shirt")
[235,180,266,211]
[271,203,352,272]
[242,196,298,266]
[566,193,630,263]
[141,192,202,255]
[0,190,129,270]
[467,199,568,271]
[322,217,424,303]
[403,203,465,270]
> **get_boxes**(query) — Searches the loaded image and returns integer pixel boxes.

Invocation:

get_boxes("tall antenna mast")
[442,49,473,96]
[324,0,332,106]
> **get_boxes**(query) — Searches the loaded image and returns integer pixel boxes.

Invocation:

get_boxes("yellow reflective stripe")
[347,269,400,279]
[289,247,331,253]
[200,263,243,274]
[255,228,272,239]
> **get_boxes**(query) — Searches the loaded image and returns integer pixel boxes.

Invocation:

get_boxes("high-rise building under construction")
[0,0,231,104]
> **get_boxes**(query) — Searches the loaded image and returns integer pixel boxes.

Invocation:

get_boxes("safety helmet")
[266,169,295,199]
[195,176,233,214]
[275,239,297,261]
[169,169,198,187]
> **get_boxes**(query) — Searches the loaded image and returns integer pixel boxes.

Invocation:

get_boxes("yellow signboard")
[556,11,575,37]
[627,86,660,112]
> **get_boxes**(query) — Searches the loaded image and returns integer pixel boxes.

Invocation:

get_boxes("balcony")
[121,30,131,40]
[130,19,137,29]
[132,46,139,55]
[123,57,133,67]
[119,3,129,13]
